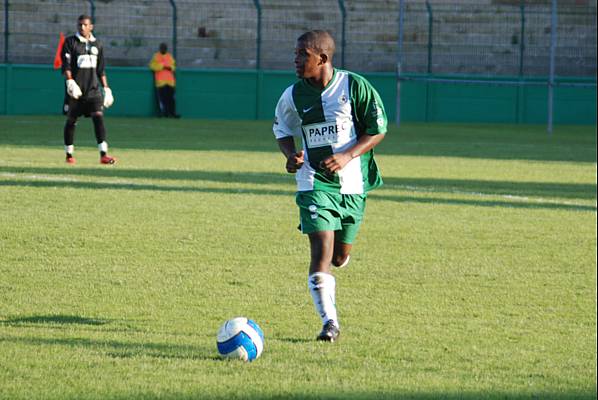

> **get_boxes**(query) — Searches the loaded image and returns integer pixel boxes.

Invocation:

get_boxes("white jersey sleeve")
[273,86,302,139]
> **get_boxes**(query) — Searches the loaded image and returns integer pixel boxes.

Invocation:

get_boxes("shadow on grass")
[100,392,596,400]
[0,315,152,335]
[1,334,221,362]
[1,314,221,361]
[2,165,597,201]
[2,314,109,326]
[1,166,595,212]
[275,337,313,344]
[1,178,594,212]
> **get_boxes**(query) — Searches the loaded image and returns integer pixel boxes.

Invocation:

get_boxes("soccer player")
[61,14,116,165]
[273,30,387,342]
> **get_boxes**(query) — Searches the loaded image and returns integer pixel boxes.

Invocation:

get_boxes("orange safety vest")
[149,52,176,87]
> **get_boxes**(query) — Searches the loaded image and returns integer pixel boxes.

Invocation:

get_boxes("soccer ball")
[216,317,264,362]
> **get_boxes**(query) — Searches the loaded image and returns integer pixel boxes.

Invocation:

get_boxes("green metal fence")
[0,1,595,74]
[394,0,597,131]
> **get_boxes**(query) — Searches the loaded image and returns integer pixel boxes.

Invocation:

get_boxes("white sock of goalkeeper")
[65,145,74,155]
[308,272,338,326]
[98,141,108,154]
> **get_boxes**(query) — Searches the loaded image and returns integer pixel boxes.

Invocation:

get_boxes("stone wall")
[0,0,595,76]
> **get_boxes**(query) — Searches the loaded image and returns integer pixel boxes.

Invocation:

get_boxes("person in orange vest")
[149,43,180,118]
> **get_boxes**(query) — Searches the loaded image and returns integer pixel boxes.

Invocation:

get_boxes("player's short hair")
[297,30,335,61]
[78,14,93,24]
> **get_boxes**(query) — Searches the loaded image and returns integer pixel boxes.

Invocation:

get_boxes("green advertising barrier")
[0,64,595,125]
[398,74,597,124]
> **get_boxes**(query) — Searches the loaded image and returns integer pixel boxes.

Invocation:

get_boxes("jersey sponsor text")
[302,118,353,148]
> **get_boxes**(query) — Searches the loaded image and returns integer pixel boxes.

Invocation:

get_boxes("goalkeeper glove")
[103,87,114,108]
[66,79,82,99]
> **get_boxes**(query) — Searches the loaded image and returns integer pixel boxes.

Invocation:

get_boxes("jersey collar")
[303,68,338,93]
[76,32,96,43]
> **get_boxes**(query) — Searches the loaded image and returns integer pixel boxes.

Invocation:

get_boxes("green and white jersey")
[273,69,387,194]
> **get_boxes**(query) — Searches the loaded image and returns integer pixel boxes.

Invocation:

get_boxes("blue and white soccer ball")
[216,317,264,362]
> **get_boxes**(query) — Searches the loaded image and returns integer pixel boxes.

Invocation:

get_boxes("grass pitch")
[0,116,596,399]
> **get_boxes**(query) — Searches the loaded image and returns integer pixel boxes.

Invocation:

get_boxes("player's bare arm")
[277,136,304,173]
[321,133,385,174]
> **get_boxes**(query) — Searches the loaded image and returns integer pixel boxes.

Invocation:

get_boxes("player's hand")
[103,87,114,108]
[66,79,82,99]
[286,150,304,173]
[321,153,352,174]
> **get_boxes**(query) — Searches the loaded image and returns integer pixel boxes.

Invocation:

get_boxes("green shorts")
[296,191,367,244]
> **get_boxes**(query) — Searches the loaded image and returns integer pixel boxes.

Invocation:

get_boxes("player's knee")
[91,111,104,118]
[331,254,349,267]
[65,117,77,127]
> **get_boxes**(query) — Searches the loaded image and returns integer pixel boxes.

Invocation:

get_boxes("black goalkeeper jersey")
[61,32,105,99]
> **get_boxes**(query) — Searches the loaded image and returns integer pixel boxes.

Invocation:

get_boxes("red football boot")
[100,155,117,165]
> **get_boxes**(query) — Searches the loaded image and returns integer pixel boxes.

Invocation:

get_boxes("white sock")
[308,272,338,326]
[98,141,108,153]
[65,145,74,154]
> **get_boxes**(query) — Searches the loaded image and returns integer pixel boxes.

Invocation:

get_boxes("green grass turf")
[0,115,596,399]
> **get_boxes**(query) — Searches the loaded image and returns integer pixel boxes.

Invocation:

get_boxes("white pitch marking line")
[379,183,596,208]
[2,172,595,208]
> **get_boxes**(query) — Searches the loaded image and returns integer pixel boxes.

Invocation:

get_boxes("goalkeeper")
[61,14,116,165]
